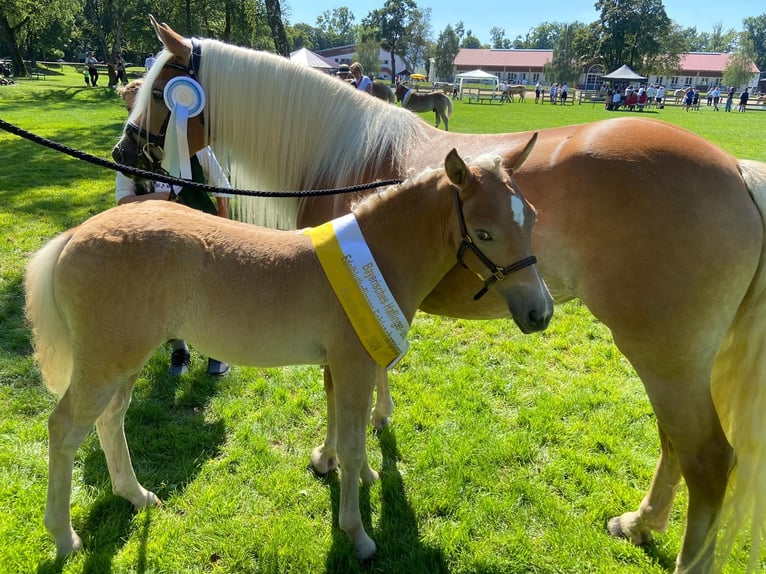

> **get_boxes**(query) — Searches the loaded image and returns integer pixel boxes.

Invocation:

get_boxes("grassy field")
[1,67,765,573]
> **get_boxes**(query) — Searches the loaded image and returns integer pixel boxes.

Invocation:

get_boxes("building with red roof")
[452,49,760,91]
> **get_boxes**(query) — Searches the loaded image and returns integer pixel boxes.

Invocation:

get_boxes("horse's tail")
[24,232,74,400]
[710,158,766,571]
[444,93,453,117]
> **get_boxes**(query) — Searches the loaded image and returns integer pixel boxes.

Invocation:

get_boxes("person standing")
[85,51,99,86]
[115,80,232,377]
[711,85,721,111]
[534,81,541,104]
[725,86,735,112]
[350,62,373,95]
[560,82,569,105]
[739,88,749,112]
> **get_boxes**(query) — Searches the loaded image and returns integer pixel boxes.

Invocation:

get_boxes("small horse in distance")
[28,143,551,560]
[506,84,526,102]
[371,80,395,103]
[111,17,766,572]
[395,82,453,130]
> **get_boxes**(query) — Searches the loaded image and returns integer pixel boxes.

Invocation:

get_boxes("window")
[684,77,692,86]
[655,76,664,85]
[532,73,540,82]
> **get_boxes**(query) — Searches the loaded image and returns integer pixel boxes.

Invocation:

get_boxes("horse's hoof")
[354,534,377,561]
[607,513,653,545]
[310,445,338,475]
[360,465,379,485]
[55,530,83,559]
[371,414,391,431]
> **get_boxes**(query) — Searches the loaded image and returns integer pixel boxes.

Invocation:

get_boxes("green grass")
[1,67,765,573]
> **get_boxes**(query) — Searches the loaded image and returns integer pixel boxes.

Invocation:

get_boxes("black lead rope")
[453,188,538,300]
[0,118,402,198]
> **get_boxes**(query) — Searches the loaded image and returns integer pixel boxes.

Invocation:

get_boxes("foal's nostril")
[111,146,123,164]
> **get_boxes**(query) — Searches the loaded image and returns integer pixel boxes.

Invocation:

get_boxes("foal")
[27,142,551,560]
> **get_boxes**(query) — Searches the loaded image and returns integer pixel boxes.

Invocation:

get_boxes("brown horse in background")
[110,18,766,573]
[371,80,394,103]
[395,82,453,130]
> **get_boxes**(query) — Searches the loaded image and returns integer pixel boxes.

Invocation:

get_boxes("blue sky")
[282,0,764,46]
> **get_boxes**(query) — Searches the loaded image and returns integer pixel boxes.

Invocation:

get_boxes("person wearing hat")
[336,64,355,85]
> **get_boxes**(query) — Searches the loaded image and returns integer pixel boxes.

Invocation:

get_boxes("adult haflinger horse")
[395,81,453,130]
[28,143,551,560]
[111,17,766,572]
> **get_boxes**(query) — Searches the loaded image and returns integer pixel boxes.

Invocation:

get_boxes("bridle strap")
[126,39,205,159]
[454,188,538,300]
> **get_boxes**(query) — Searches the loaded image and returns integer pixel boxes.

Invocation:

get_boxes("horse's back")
[49,202,338,365]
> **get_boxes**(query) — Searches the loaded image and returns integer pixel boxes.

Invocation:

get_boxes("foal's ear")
[503,132,538,173]
[149,15,192,56]
[444,148,471,188]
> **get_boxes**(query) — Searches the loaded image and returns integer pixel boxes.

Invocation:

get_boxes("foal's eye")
[475,229,492,241]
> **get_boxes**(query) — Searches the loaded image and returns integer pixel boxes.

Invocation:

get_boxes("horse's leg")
[433,110,440,129]
[45,371,119,557]
[608,422,681,544]
[371,369,394,430]
[95,374,161,508]
[311,365,338,474]
[331,360,378,559]
[611,366,732,574]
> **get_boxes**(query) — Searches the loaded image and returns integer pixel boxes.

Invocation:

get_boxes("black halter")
[454,187,538,300]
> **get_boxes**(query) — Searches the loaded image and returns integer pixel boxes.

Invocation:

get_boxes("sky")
[281,0,764,47]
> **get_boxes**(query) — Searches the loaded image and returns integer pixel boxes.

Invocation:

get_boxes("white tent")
[455,69,499,99]
[601,64,647,82]
[290,47,335,71]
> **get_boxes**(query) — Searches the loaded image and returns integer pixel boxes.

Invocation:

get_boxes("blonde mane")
[195,41,428,228]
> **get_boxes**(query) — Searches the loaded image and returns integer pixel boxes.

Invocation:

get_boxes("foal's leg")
[371,370,394,430]
[311,366,338,474]
[331,360,379,560]
[45,373,119,558]
[95,374,160,507]
[608,422,681,544]
[312,365,378,483]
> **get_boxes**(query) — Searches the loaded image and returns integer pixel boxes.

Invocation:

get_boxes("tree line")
[1,0,764,86]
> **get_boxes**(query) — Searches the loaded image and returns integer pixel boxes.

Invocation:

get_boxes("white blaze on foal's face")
[510,194,526,227]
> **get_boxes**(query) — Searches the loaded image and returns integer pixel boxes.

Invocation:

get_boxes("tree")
[401,6,431,72]
[460,29,481,48]
[264,0,289,56]
[723,38,757,88]
[489,26,506,49]
[362,0,417,80]
[544,23,580,86]
[431,23,459,81]
[742,14,766,71]
[595,0,673,73]
[315,7,357,48]
[355,27,381,78]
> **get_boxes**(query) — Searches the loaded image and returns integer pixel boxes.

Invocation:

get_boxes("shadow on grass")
[35,360,227,574]
[322,427,448,574]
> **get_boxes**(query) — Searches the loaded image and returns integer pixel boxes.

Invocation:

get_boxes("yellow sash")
[304,213,410,369]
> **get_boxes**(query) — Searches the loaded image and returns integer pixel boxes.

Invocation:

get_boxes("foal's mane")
[197,41,427,228]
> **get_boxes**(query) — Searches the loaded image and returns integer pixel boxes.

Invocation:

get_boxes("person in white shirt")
[350,62,373,95]
[116,80,232,377]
